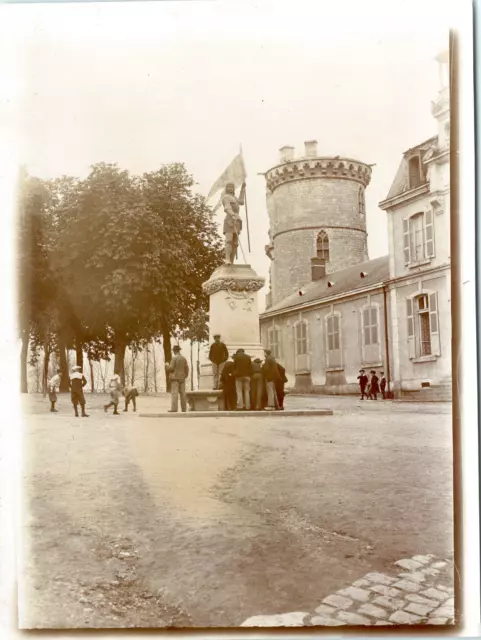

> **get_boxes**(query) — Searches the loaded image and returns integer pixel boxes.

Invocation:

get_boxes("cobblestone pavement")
[242,554,455,627]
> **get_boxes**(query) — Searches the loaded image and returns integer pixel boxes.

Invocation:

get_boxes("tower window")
[358,188,365,217]
[316,231,329,262]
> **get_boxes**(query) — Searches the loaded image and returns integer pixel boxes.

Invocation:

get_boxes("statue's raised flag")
[206,151,247,202]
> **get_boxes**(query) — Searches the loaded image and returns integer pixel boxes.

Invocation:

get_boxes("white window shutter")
[424,210,435,258]
[406,298,415,359]
[429,292,441,356]
[403,218,410,265]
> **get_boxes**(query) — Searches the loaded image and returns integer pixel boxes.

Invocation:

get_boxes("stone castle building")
[259,51,451,399]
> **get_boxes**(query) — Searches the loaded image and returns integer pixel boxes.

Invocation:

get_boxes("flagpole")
[244,186,251,253]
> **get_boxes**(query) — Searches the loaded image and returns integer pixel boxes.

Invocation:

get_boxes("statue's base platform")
[186,390,224,412]
[139,409,334,419]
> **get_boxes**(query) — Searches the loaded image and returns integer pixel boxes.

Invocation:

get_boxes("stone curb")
[139,409,334,418]
[241,554,455,628]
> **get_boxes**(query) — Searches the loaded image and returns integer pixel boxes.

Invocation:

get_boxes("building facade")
[259,51,451,399]
[379,51,451,395]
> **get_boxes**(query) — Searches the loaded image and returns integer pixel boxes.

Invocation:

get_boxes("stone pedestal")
[198,264,266,391]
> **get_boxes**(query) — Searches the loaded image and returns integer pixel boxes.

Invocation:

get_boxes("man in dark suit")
[275,362,288,410]
[220,354,236,410]
[233,348,252,410]
[262,349,281,410]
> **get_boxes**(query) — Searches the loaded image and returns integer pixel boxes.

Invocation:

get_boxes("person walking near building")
[380,372,387,399]
[104,372,122,415]
[262,349,280,411]
[69,365,89,418]
[220,353,236,410]
[123,383,139,412]
[168,345,189,413]
[233,348,252,410]
[250,358,264,411]
[275,362,288,410]
[357,369,368,400]
[369,370,380,400]
[209,334,229,390]
[47,369,61,413]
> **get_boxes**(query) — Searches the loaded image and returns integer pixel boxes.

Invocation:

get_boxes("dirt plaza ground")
[19,393,454,628]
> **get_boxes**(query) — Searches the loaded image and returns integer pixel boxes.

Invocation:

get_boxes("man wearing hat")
[69,366,89,418]
[250,357,264,411]
[167,344,189,412]
[233,348,252,410]
[220,353,236,410]
[261,349,281,411]
[208,334,229,390]
[357,369,368,400]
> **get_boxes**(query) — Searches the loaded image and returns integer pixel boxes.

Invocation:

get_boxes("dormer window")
[408,155,423,189]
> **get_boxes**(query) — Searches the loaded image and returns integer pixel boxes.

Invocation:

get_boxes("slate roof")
[385,136,437,200]
[262,255,390,315]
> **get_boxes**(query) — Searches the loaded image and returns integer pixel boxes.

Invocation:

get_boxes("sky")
[1,0,455,310]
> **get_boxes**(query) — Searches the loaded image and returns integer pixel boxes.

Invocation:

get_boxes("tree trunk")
[58,336,69,392]
[162,321,172,393]
[42,346,51,398]
[144,346,150,393]
[151,339,158,393]
[89,357,95,393]
[114,333,127,386]
[20,330,29,393]
[75,338,83,370]
[190,341,194,391]
[197,341,201,391]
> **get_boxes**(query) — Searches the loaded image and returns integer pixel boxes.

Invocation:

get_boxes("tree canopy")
[18,162,223,390]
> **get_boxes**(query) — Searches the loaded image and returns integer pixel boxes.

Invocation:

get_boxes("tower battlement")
[264,142,373,305]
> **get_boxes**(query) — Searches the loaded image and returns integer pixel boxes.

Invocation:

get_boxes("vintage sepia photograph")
[1,0,477,633]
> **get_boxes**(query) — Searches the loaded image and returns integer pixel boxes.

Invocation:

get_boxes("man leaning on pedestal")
[233,348,252,411]
[209,334,229,390]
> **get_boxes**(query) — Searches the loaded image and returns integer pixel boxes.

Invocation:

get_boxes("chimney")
[279,145,295,163]
[311,257,326,281]
[304,140,318,158]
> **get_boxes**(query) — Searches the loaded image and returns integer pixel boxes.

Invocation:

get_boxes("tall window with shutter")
[362,306,380,363]
[406,293,441,359]
[267,327,281,359]
[403,211,436,266]
[326,313,342,369]
[294,320,309,372]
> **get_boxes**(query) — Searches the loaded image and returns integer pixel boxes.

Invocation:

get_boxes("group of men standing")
[357,369,387,400]
[47,367,139,416]
[209,334,288,411]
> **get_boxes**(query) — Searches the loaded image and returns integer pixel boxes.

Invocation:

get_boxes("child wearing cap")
[69,366,89,417]
[357,369,368,400]
[47,369,61,413]
[105,372,122,415]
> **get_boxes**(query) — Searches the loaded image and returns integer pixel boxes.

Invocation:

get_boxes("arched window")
[359,188,365,217]
[316,231,329,261]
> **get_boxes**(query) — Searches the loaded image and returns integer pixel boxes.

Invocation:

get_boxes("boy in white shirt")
[47,369,61,413]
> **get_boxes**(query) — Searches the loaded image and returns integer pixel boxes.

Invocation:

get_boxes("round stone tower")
[265,141,373,306]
